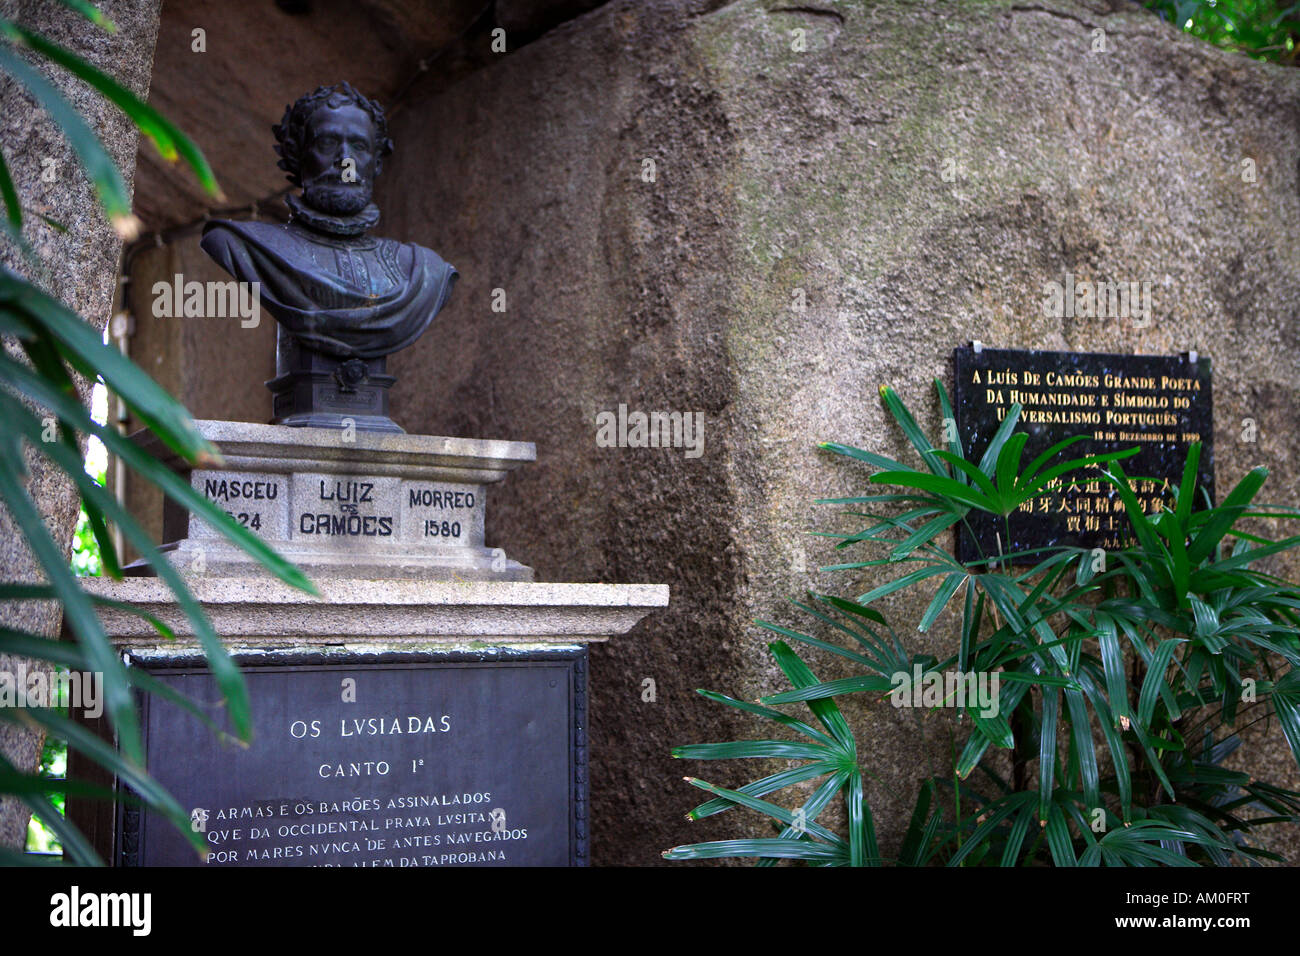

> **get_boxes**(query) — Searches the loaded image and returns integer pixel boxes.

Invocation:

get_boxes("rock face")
[372,0,1300,863]
[0,0,161,848]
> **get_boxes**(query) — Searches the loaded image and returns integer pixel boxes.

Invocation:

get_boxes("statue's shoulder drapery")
[200,219,457,360]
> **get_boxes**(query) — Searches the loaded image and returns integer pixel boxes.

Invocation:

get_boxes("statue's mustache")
[304,171,370,187]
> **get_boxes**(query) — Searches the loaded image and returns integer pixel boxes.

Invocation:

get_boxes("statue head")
[272,82,394,217]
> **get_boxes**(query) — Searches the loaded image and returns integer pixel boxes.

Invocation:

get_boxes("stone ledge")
[135,420,538,483]
[80,577,669,642]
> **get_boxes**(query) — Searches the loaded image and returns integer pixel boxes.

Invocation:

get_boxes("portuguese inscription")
[953,347,1213,561]
[292,473,399,541]
[190,470,289,540]
[130,657,577,866]
[401,481,485,547]
[184,470,491,552]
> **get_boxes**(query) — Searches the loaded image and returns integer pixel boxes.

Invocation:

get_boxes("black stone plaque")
[118,649,587,867]
[953,346,1213,563]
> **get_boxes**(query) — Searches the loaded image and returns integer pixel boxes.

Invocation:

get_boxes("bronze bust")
[201,82,457,433]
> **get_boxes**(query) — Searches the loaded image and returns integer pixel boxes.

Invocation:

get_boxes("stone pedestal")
[267,329,402,434]
[135,419,536,581]
[73,419,669,867]
[75,578,667,868]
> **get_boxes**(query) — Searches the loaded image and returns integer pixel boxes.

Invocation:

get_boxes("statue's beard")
[301,179,372,216]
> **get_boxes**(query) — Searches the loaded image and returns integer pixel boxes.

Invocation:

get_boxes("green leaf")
[1001,800,1036,866]
[1176,442,1201,527]
[818,441,907,474]
[14,328,123,578]
[1018,434,1088,489]
[846,770,880,865]
[1158,511,1191,608]
[0,275,207,459]
[933,377,964,467]
[673,741,830,761]
[1064,687,1100,810]
[1,707,206,859]
[0,766,124,804]
[1095,613,1130,724]
[0,387,255,744]
[663,838,844,862]
[966,693,1014,749]
[1102,462,1165,562]
[1270,672,1300,773]
[817,594,887,626]
[1044,800,1077,867]
[891,511,965,560]
[994,432,1029,499]
[947,792,1031,866]
[0,582,175,639]
[0,42,134,233]
[957,678,1029,778]
[1075,666,1131,820]
[932,450,1000,502]
[686,761,837,820]
[976,402,1022,477]
[52,0,117,31]
[1138,638,1185,729]
[0,147,19,229]
[2,24,221,198]
[760,674,895,705]
[790,596,893,666]
[0,435,142,765]
[754,619,875,670]
[0,753,101,865]
[858,563,954,606]
[1039,685,1059,822]
[0,628,233,740]
[769,641,856,751]
[682,776,843,844]
[899,779,937,865]
[919,572,966,632]
[0,350,313,594]
[1016,447,1140,501]
[1187,466,1268,565]
[690,689,834,747]
[879,385,947,476]
[869,469,993,512]
[999,671,1079,689]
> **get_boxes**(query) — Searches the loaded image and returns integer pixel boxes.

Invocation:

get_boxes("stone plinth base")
[131,419,537,582]
[73,578,668,868]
